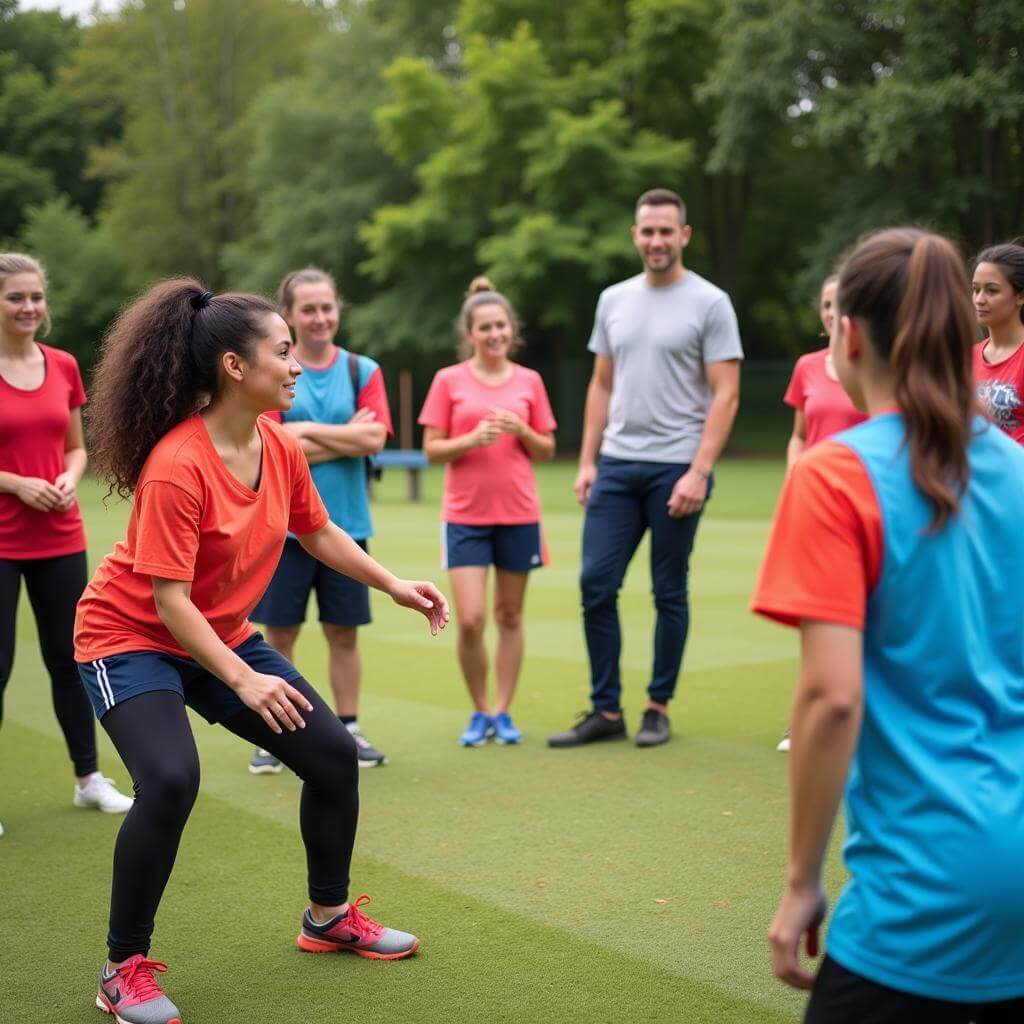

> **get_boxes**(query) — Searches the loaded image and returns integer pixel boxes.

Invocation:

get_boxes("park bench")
[371,448,428,501]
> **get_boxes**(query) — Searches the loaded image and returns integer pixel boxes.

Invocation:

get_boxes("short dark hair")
[635,188,686,225]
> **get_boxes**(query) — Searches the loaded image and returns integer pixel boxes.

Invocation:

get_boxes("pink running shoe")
[96,955,182,1024]
[296,893,420,960]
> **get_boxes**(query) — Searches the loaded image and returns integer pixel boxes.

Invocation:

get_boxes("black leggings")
[0,552,96,776]
[805,956,1024,1024]
[100,678,359,962]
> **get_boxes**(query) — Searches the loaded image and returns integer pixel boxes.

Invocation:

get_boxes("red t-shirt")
[0,344,87,559]
[973,340,1024,445]
[74,415,329,661]
[784,348,867,448]
[418,362,557,525]
[752,441,882,630]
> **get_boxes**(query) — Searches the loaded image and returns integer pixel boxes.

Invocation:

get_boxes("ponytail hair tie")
[191,290,214,311]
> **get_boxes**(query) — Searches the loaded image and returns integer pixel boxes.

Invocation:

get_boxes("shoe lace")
[574,709,598,725]
[348,729,372,752]
[345,894,384,941]
[641,709,660,729]
[118,957,169,1002]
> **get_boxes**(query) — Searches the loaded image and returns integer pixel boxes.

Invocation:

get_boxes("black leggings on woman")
[0,552,97,777]
[101,677,359,962]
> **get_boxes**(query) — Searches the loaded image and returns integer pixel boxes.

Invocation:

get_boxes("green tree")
[18,196,135,372]
[361,19,694,357]
[704,0,1024,280]
[68,0,325,286]
[0,2,97,238]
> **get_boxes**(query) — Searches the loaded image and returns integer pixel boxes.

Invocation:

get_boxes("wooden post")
[399,370,420,501]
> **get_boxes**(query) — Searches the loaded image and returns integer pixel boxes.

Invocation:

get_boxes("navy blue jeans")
[580,456,708,712]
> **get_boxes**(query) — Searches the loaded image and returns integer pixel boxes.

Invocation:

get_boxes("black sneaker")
[635,708,671,747]
[346,722,388,767]
[547,710,627,748]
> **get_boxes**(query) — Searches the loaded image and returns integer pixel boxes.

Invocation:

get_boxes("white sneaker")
[776,729,791,753]
[74,774,134,814]
[0,818,4,837]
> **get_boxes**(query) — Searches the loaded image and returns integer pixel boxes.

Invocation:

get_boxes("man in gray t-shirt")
[548,188,743,750]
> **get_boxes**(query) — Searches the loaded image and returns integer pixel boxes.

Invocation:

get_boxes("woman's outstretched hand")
[388,580,450,635]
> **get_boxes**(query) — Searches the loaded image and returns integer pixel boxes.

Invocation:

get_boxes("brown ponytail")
[838,228,976,529]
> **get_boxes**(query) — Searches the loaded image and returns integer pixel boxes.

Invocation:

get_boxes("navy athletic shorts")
[251,536,371,628]
[441,521,547,572]
[76,633,299,723]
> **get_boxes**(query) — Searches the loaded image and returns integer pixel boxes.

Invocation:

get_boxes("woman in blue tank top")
[754,228,1024,1022]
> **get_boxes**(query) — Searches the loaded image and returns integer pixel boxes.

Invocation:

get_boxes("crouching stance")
[75,281,449,1024]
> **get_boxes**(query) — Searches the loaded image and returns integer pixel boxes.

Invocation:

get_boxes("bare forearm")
[299,522,400,593]
[0,471,25,495]
[519,428,555,461]
[63,446,87,484]
[155,593,252,688]
[787,675,861,887]
[691,388,739,475]
[579,383,610,467]
[300,422,386,457]
[424,433,479,464]
[786,435,806,472]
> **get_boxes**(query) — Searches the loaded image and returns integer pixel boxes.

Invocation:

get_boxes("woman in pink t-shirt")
[776,274,867,753]
[971,241,1024,445]
[784,275,868,471]
[420,277,557,747]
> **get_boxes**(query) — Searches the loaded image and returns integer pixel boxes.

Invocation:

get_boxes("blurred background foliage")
[1,0,1021,448]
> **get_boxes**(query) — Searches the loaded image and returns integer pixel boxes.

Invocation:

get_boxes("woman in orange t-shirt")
[75,279,449,1024]
[0,252,132,840]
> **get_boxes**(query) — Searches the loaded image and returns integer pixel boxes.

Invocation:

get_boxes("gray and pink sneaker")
[96,955,181,1024]
[296,894,419,960]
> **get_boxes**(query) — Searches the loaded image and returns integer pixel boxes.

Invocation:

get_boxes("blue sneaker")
[459,712,493,747]
[492,712,522,745]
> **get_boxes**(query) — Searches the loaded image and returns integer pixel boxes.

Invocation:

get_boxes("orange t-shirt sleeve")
[751,442,883,629]
[133,480,203,581]
[288,448,330,536]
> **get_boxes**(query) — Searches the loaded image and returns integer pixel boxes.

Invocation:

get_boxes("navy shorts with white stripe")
[76,633,300,723]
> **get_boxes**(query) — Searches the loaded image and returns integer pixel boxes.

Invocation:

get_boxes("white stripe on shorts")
[95,659,115,711]
[440,519,449,570]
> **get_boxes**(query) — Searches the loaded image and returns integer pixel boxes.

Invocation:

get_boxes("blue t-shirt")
[282,350,390,540]
[827,414,1024,1002]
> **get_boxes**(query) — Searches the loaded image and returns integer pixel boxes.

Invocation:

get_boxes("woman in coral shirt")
[75,280,448,1024]
[0,252,131,841]
[420,277,556,747]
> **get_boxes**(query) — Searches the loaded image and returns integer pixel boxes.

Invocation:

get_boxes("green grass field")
[0,460,846,1024]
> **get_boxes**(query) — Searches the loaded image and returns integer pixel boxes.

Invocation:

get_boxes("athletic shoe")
[0,819,4,838]
[547,710,627,748]
[297,893,420,960]
[776,728,791,753]
[74,774,134,814]
[96,954,182,1024]
[635,708,671,747]
[459,711,493,747]
[345,722,388,767]
[492,712,522,745]
[248,747,283,775]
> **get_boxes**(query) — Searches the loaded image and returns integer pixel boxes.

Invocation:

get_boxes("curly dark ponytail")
[87,278,276,499]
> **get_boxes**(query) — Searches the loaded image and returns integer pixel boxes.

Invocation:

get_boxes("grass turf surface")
[0,459,846,1023]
